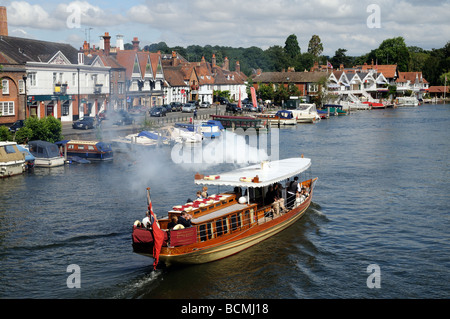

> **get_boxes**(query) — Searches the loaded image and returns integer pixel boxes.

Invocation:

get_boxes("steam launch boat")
[132,157,317,268]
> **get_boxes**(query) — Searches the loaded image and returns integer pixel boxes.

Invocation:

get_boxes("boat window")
[230,214,238,231]
[215,219,223,236]
[222,217,228,234]
[68,145,74,150]
[88,146,95,150]
[78,145,85,150]
[4,145,16,154]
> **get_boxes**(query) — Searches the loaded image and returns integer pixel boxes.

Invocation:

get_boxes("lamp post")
[22,74,27,119]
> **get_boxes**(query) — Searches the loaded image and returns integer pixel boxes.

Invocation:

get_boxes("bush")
[21,116,63,143]
[0,125,12,141]
[14,127,33,144]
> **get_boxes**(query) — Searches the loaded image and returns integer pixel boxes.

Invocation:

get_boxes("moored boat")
[324,104,347,116]
[255,110,297,126]
[289,103,321,123]
[396,96,419,107]
[59,140,113,161]
[28,140,65,167]
[0,141,26,178]
[210,114,267,131]
[132,157,317,268]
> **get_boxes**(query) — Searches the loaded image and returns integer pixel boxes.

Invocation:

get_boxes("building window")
[2,79,9,94]
[62,100,70,116]
[0,101,14,116]
[29,73,37,87]
[19,80,25,94]
[53,73,57,84]
[308,84,318,92]
[72,73,77,86]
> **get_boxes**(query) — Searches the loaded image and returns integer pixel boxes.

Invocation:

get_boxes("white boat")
[256,110,297,126]
[28,140,65,167]
[0,141,26,178]
[168,126,203,143]
[290,103,321,123]
[113,131,168,148]
[396,96,419,107]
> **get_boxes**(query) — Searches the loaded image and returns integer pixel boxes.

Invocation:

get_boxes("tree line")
[129,35,449,86]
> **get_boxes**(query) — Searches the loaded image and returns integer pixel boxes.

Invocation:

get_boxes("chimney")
[212,54,216,67]
[172,51,179,67]
[132,37,140,51]
[236,61,240,73]
[256,69,262,76]
[0,6,8,36]
[223,56,229,71]
[83,41,89,55]
[103,32,111,55]
[340,64,344,70]
[201,56,206,64]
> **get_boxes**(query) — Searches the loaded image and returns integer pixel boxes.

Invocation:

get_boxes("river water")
[0,104,449,300]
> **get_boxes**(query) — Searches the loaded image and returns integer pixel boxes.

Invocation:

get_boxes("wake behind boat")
[132,157,317,268]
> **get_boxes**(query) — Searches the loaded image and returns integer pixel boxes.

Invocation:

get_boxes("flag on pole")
[251,87,257,108]
[238,87,242,108]
[147,189,165,270]
[327,61,333,69]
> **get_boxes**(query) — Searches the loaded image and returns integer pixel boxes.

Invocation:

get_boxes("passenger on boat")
[265,185,279,215]
[274,183,287,213]
[177,212,192,228]
[287,177,299,207]
[167,216,178,229]
[201,186,208,198]
[196,191,203,200]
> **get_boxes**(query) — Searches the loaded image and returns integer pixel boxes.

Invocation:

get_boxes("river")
[0,104,448,300]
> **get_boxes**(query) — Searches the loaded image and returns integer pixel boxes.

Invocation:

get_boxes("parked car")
[200,101,211,108]
[182,103,196,113]
[188,100,200,107]
[244,103,260,112]
[73,117,95,130]
[150,106,167,117]
[170,102,183,112]
[226,103,243,114]
[113,111,134,125]
[217,97,229,105]
[162,104,172,113]
[9,120,24,132]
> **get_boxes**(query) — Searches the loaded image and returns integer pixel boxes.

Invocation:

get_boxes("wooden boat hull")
[135,182,315,266]
[159,202,309,265]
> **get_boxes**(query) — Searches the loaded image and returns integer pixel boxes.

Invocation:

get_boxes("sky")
[1,0,449,57]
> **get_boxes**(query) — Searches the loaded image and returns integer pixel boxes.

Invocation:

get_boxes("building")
[115,37,164,108]
[0,7,110,123]
[251,69,325,102]
[395,72,429,99]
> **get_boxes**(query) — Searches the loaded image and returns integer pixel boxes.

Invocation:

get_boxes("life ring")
[173,224,185,230]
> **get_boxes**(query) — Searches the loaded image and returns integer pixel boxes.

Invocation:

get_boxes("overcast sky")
[1,0,449,57]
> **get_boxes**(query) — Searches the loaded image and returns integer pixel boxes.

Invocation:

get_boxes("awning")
[194,157,311,188]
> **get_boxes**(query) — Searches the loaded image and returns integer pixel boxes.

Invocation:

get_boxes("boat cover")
[138,131,160,140]
[195,157,311,188]
[28,140,60,158]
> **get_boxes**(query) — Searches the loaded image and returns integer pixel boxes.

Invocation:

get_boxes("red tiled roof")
[396,71,428,84]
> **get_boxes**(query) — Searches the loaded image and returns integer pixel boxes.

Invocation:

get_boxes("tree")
[0,125,12,141]
[330,48,352,68]
[368,37,410,71]
[307,35,323,60]
[284,34,301,59]
[257,83,274,102]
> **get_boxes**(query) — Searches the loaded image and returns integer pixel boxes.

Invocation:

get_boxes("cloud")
[7,1,65,29]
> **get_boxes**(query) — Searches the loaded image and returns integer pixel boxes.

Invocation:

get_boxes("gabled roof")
[0,35,79,64]
[116,50,162,80]
[396,72,428,84]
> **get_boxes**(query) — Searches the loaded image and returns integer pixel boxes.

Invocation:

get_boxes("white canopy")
[194,157,311,188]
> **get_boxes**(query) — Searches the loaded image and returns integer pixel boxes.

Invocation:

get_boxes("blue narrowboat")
[59,140,113,161]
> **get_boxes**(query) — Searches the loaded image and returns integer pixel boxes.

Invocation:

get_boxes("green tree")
[330,48,352,68]
[284,34,301,59]
[257,83,274,101]
[21,116,63,143]
[307,35,323,61]
[0,125,12,141]
[14,127,33,144]
[274,84,289,105]
[368,37,410,71]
